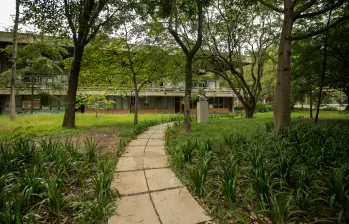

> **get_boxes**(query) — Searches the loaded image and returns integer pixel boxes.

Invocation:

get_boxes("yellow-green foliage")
[0,113,179,141]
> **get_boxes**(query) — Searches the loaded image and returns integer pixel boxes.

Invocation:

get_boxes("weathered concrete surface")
[108,123,212,224]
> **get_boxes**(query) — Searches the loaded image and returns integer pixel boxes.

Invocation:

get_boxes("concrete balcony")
[0,85,236,98]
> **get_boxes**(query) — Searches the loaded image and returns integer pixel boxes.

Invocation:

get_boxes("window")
[157,97,162,109]
[162,97,168,109]
[211,97,224,108]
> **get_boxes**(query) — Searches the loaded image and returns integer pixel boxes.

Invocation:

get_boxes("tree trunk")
[309,89,313,118]
[244,107,254,118]
[62,45,85,128]
[273,0,294,134]
[95,98,98,118]
[184,55,193,132]
[315,10,331,123]
[345,91,349,113]
[9,0,20,121]
[134,90,139,125]
[244,98,255,118]
[31,73,34,114]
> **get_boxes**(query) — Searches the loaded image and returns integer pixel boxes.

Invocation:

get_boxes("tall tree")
[10,0,20,121]
[258,0,349,133]
[326,21,349,111]
[121,26,176,125]
[78,35,178,125]
[24,0,123,127]
[167,0,205,132]
[1,37,68,113]
[202,0,278,118]
[315,10,332,122]
[292,38,323,118]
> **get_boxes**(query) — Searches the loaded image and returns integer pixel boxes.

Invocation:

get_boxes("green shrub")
[234,104,244,111]
[321,105,338,111]
[255,102,273,113]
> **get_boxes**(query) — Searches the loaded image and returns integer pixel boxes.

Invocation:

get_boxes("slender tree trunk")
[58,95,61,111]
[315,10,332,123]
[31,73,34,114]
[134,89,139,125]
[309,89,313,118]
[95,98,98,118]
[344,91,349,112]
[9,0,20,121]
[62,45,85,128]
[184,55,193,132]
[274,0,294,134]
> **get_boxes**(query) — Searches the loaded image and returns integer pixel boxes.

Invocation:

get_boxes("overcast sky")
[0,0,16,31]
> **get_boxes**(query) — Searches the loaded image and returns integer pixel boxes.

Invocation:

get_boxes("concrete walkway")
[108,123,212,224]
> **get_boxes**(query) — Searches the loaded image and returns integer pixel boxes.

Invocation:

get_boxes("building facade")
[0,32,238,115]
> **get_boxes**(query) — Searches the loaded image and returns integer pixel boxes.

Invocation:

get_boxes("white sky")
[0,0,16,31]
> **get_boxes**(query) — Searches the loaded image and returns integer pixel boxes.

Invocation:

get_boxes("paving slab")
[129,139,148,146]
[142,130,157,134]
[151,188,211,224]
[111,171,148,195]
[137,133,153,139]
[148,139,165,146]
[116,156,144,171]
[111,123,211,224]
[122,146,145,157]
[108,194,160,224]
[150,133,165,139]
[144,155,168,169]
[145,168,182,191]
[145,146,166,156]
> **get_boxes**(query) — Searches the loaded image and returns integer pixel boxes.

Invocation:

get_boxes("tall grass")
[166,118,349,223]
[0,138,116,223]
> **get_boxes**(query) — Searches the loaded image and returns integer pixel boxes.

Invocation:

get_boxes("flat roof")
[0,31,73,47]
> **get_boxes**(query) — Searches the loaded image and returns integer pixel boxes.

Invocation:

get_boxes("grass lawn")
[0,113,179,141]
[166,111,349,223]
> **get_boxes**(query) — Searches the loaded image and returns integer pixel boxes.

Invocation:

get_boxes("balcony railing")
[0,84,235,94]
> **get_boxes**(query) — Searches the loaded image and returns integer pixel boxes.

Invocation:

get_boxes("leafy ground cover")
[0,137,118,223]
[166,112,349,223]
[0,113,185,223]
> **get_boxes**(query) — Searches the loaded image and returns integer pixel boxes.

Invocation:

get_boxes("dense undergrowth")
[0,115,185,223]
[0,137,117,223]
[166,119,349,223]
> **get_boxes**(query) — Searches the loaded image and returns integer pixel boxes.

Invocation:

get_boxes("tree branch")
[63,0,77,44]
[85,10,118,44]
[291,14,349,40]
[168,0,189,54]
[294,0,317,18]
[297,0,346,19]
[190,0,203,55]
[258,0,283,13]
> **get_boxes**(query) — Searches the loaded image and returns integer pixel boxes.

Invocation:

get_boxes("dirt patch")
[37,126,123,156]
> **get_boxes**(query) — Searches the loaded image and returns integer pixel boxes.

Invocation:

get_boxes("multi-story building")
[0,31,238,115]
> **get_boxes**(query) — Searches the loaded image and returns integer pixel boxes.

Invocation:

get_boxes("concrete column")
[197,99,208,123]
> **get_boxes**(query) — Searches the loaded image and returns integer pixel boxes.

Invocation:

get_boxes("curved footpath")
[108,123,212,224]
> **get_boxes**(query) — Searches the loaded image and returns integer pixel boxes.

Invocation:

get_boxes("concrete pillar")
[197,99,208,123]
